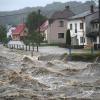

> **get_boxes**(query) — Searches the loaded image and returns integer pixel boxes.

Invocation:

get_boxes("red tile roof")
[40,20,49,32]
[12,24,26,35]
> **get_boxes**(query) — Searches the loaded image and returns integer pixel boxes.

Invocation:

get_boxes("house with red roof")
[12,24,28,41]
[40,20,49,41]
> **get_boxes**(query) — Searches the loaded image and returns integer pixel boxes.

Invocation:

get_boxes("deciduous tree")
[66,29,71,46]
[66,29,71,55]
[25,11,46,52]
[0,25,7,44]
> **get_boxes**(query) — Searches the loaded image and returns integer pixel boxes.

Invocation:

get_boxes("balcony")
[86,31,99,38]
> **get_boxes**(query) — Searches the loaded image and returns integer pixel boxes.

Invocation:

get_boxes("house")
[86,18,100,49]
[47,6,75,44]
[7,26,16,38]
[12,24,28,41]
[40,20,49,41]
[67,5,98,46]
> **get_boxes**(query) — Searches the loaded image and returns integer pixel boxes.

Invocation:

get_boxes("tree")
[23,36,30,51]
[0,25,7,44]
[66,29,71,46]
[26,11,46,33]
[66,29,71,55]
[26,10,46,52]
[7,35,12,41]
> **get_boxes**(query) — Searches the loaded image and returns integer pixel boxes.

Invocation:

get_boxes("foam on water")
[0,54,100,100]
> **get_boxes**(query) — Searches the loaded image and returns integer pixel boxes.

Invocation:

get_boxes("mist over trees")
[0,1,96,25]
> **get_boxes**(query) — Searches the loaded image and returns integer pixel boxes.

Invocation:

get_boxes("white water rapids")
[0,45,100,100]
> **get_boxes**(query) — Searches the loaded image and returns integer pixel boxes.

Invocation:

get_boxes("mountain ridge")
[0,1,96,25]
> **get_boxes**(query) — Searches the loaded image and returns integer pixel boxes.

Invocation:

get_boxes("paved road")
[2,44,98,55]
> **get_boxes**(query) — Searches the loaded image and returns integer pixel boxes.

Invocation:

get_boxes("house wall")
[12,28,28,41]
[44,30,48,41]
[47,19,68,44]
[12,34,20,41]
[20,28,28,37]
[85,11,99,45]
[40,30,48,41]
[7,27,16,38]
[85,12,98,33]
[91,23,99,32]
[68,19,87,46]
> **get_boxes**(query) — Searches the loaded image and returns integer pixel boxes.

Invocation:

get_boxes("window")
[80,23,84,29]
[75,23,77,33]
[59,21,64,27]
[75,29,77,33]
[80,37,85,43]
[93,37,97,42]
[95,24,98,29]
[70,24,72,30]
[92,23,98,29]
[58,33,64,38]
[92,24,95,28]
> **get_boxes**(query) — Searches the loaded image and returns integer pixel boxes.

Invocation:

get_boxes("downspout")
[81,17,85,47]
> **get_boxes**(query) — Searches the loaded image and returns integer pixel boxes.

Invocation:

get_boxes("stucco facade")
[67,8,99,46]
[68,19,87,46]
[46,6,74,44]
[47,19,68,44]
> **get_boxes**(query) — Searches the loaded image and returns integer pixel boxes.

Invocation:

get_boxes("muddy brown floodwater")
[0,45,100,100]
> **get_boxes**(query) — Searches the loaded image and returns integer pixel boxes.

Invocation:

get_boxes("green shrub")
[69,53,100,62]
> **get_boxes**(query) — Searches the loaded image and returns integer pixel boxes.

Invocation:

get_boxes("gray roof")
[51,7,75,19]
[91,18,99,23]
[69,9,98,20]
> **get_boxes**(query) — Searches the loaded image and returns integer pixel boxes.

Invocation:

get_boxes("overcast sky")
[0,0,89,11]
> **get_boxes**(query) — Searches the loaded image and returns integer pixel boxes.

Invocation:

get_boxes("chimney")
[65,6,70,9]
[90,5,94,13]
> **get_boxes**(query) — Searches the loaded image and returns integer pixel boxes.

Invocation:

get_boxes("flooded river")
[0,45,100,100]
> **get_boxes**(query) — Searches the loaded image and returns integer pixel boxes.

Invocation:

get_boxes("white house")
[68,19,86,46]
[7,27,16,38]
[68,6,98,46]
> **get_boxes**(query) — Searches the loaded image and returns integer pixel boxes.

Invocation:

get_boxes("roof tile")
[12,24,26,35]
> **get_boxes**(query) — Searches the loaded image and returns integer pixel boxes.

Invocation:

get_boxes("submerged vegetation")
[65,52,100,62]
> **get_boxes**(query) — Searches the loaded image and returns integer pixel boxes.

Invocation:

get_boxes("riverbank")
[64,53,100,62]
[0,45,100,100]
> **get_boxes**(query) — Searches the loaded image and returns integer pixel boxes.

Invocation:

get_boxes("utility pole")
[37,9,41,52]
[38,9,41,34]
[99,0,100,46]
